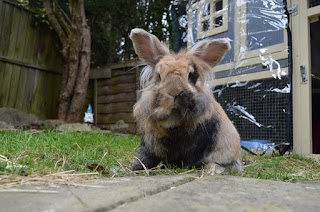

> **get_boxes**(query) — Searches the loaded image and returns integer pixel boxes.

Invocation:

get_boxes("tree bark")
[43,0,91,122]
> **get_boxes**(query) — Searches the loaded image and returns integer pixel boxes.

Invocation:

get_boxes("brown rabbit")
[130,28,242,174]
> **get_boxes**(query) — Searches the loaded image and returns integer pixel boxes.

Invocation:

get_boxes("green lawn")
[1,130,320,182]
[234,153,320,182]
[0,131,140,176]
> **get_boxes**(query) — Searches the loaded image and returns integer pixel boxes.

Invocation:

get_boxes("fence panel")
[90,61,141,134]
[0,0,63,119]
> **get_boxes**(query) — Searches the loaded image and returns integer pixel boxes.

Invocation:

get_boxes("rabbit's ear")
[190,39,230,68]
[130,28,170,66]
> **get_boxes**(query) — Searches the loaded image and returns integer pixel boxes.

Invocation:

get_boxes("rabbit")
[129,28,243,174]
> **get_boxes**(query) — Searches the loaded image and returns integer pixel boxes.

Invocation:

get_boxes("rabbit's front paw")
[204,162,225,175]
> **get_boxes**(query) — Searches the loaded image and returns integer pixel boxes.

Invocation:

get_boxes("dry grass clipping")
[0,170,99,189]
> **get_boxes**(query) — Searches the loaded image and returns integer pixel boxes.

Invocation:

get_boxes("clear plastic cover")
[186,0,292,152]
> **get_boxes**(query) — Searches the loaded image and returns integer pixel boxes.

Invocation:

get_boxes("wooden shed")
[89,61,142,134]
[186,0,320,156]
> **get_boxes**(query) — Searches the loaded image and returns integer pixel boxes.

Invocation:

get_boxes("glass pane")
[202,20,210,31]
[309,0,320,8]
[215,0,223,11]
[202,3,210,16]
[214,16,223,27]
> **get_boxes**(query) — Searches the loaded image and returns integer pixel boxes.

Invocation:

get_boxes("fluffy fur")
[130,28,242,173]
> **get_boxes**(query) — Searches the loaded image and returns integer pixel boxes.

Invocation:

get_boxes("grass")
[0,130,140,176]
[1,130,320,182]
[234,153,320,182]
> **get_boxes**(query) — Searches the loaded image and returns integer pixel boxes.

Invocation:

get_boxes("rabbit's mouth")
[149,91,199,128]
[152,107,194,128]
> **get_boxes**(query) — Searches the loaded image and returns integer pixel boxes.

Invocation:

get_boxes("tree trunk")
[44,0,91,122]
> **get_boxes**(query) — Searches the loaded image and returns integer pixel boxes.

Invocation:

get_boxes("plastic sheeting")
[186,0,292,150]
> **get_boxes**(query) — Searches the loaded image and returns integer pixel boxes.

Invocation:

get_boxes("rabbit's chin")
[158,119,182,129]
[151,108,191,129]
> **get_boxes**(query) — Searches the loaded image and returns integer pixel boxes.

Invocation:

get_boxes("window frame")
[187,0,288,80]
[196,0,229,39]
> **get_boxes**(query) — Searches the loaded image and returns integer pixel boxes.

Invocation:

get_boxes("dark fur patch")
[132,143,161,170]
[175,92,196,116]
[133,117,220,170]
[175,92,209,120]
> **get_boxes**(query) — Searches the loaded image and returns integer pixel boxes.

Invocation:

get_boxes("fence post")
[93,79,98,126]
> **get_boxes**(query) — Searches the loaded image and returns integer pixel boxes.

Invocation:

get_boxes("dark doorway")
[310,17,320,154]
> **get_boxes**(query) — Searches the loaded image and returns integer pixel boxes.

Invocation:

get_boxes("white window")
[196,0,228,39]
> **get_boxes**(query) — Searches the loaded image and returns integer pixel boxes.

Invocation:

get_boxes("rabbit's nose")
[175,91,189,100]
[177,91,184,96]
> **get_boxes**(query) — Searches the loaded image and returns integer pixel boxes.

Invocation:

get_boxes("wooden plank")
[97,74,136,87]
[37,17,62,72]
[0,2,63,118]
[89,67,111,79]
[33,23,44,66]
[41,27,56,69]
[14,66,28,110]
[112,67,139,77]
[93,79,98,125]
[48,46,63,72]
[135,66,141,90]
[97,113,135,124]
[0,1,14,56]
[24,15,39,66]
[44,72,56,118]
[20,7,33,64]
[0,0,8,54]
[0,61,6,101]
[0,0,5,40]
[86,84,93,98]
[39,72,55,118]
[7,5,21,58]
[0,61,5,101]
[1,63,13,106]
[0,9,61,74]
[97,92,136,104]
[47,74,60,118]
[97,102,135,114]
[0,0,5,92]
[0,56,60,74]
[31,71,47,117]
[98,123,137,134]
[308,5,320,18]
[90,60,142,79]
[108,59,141,69]
[292,1,313,154]
[35,26,54,68]
[7,6,26,108]
[7,65,21,107]
[3,0,38,13]
[25,69,39,112]
[87,79,94,89]
[97,83,136,95]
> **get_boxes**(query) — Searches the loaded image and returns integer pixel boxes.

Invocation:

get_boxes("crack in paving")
[67,184,90,211]
[93,176,197,212]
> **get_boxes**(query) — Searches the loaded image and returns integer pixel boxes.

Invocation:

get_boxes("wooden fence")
[0,0,63,119]
[89,60,142,134]
[0,0,141,132]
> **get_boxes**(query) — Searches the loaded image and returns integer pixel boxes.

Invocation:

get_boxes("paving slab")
[1,175,320,212]
[114,176,320,212]
[0,174,194,212]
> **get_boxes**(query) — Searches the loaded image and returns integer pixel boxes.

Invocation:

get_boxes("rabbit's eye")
[188,71,198,84]
[157,74,162,81]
